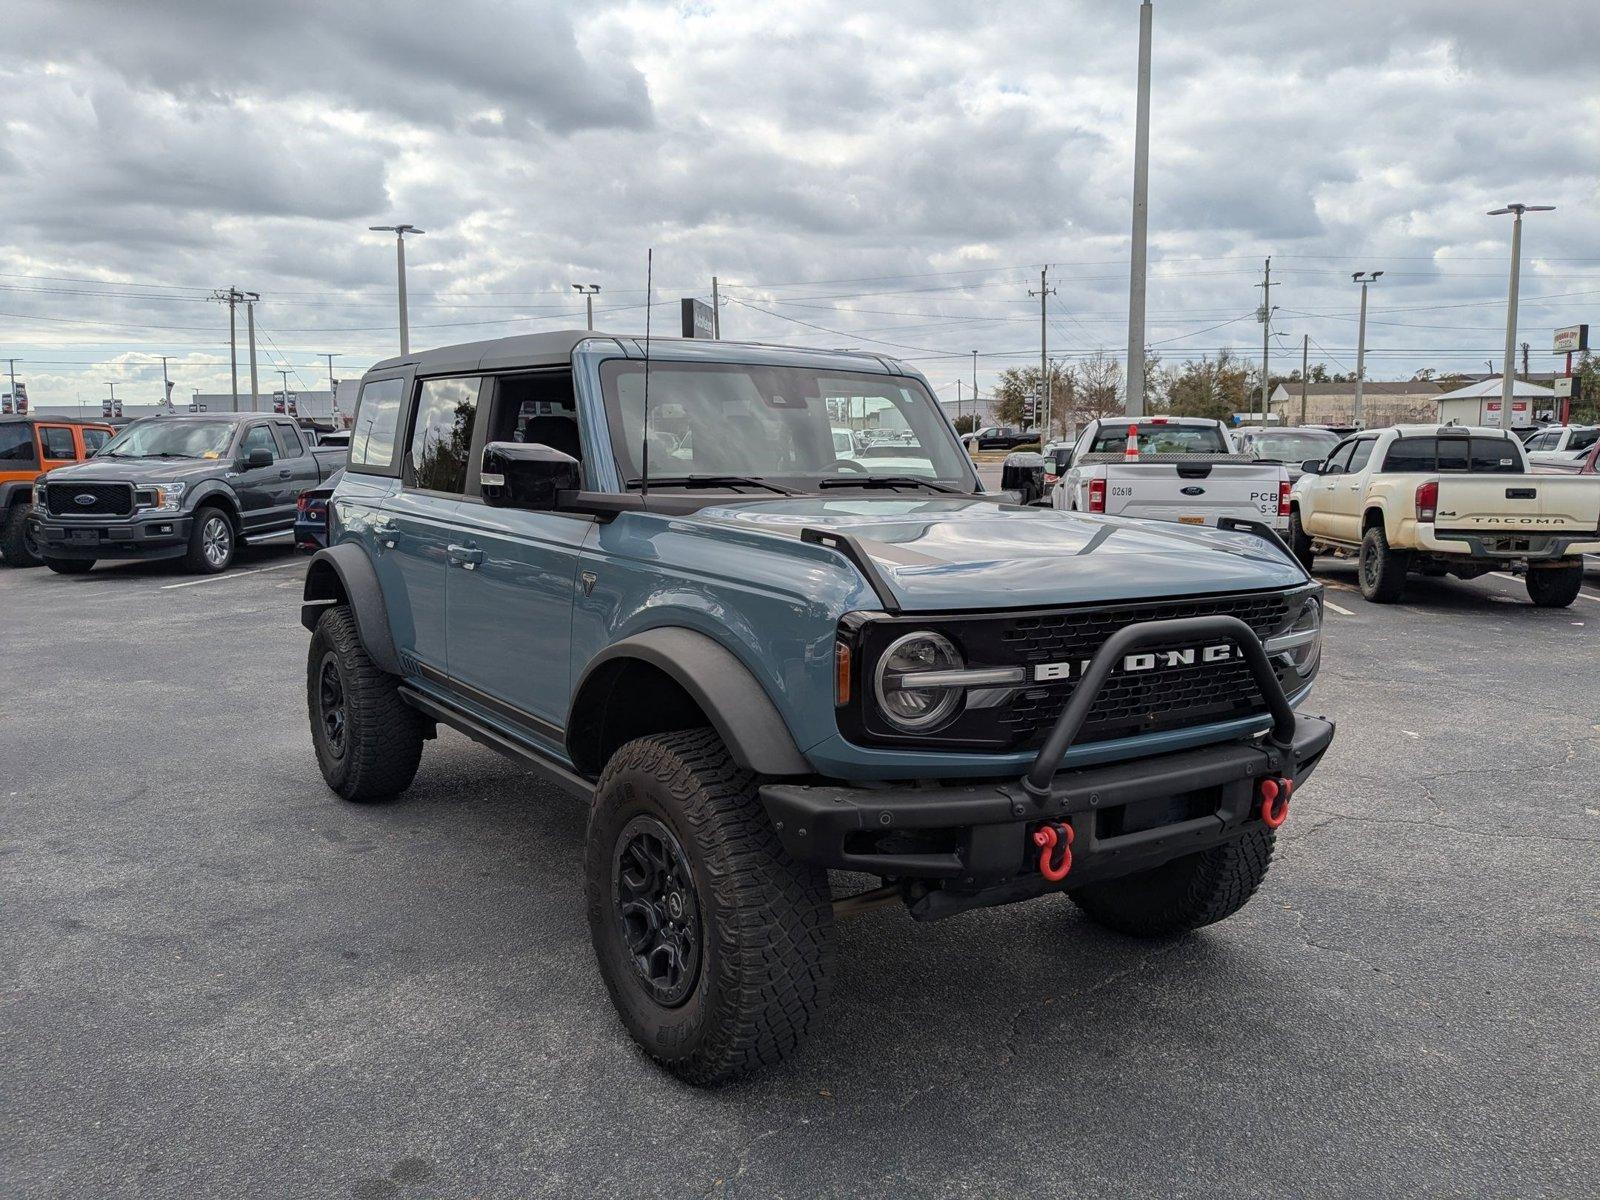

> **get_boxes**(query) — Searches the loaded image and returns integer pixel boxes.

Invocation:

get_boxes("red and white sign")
[1483,399,1530,427]
[1553,324,1588,354]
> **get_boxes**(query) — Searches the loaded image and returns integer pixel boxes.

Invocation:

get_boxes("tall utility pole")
[1029,268,1056,436]
[1125,0,1154,417]
[1351,270,1383,427]
[1256,257,1273,418]
[1488,204,1553,428]
[107,381,117,417]
[211,287,244,409]
[571,282,601,330]
[1520,341,1530,380]
[1300,334,1309,425]
[159,356,173,410]
[712,277,721,338]
[370,224,424,355]
[319,353,339,392]
[6,359,18,411]
[278,367,292,413]
[244,291,261,411]
[971,350,979,422]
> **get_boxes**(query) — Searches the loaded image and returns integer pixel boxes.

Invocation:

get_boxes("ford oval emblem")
[1180,485,1206,496]
[74,493,98,506]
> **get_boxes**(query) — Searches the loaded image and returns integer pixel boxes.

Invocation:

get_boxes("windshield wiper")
[816,475,964,493]
[625,475,799,495]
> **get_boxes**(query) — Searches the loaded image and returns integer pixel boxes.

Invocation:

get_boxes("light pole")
[243,291,261,411]
[571,283,601,330]
[1124,0,1154,417]
[159,355,173,410]
[370,224,424,355]
[971,350,979,427]
[1351,270,1382,427]
[1488,204,1554,430]
[278,367,293,415]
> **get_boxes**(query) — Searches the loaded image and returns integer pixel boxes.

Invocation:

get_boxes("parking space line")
[1323,599,1355,616]
[160,561,304,590]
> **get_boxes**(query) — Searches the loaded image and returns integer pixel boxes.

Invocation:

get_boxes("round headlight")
[1288,597,1321,676]
[874,631,964,732]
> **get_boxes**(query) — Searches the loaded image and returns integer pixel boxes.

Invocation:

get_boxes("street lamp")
[970,350,978,428]
[369,224,425,355]
[1351,270,1383,427]
[1488,203,1555,429]
[571,283,601,331]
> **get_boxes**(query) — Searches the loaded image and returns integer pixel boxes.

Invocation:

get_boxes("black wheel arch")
[299,543,402,675]
[188,484,244,532]
[568,628,811,779]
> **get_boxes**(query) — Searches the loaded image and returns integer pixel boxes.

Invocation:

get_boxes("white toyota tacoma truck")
[1050,417,1291,531]
[1288,424,1600,606]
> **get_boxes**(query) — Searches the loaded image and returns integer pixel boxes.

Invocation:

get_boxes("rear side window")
[1382,436,1521,473]
[0,425,36,463]
[81,428,111,453]
[1571,429,1599,452]
[39,426,77,459]
[408,376,482,495]
[272,424,304,457]
[350,378,405,472]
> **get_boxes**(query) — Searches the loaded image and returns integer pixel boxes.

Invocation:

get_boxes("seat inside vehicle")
[492,373,582,461]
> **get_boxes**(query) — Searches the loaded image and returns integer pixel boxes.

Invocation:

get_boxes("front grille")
[46,482,134,517]
[844,588,1309,751]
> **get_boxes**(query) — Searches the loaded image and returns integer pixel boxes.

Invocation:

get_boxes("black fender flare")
[572,628,810,777]
[0,480,34,509]
[186,481,243,529]
[300,543,402,675]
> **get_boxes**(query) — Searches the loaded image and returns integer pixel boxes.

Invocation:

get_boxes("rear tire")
[1526,563,1584,608]
[307,605,425,802]
[183,505,235,574]
[1,503,42,567]
[586,728,835,1085]
[44,557,94,575]
[1287,508,1314,573]
[1358,524,1408,603]
[1069,828,1276,937]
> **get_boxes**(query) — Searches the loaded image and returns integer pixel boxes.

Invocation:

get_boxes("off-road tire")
[307,605,425,802]
[44,557,94,575]
[586,728,835,1085]
[1526,563,1584,608]
[183,504,235,574]
[1287,508,1314,573]
[1069,827,1276,938]
[1358,524,1408,603]
[1,503,42,567]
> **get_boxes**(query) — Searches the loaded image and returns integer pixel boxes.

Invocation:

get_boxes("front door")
[1324,437,1376,544]
[36,425,80,471]
[233,424,282,530]
[1302,439,1354,540]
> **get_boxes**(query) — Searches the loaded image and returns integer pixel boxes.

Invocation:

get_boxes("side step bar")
[398,685,595,802]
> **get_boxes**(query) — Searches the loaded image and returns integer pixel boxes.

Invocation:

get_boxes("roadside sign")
[680,298,715,339]
[1,395,10,415]
[102,398,113,417]
[14,383,26,415]
[1553,324,1588,353]
[1554,376,1584,400]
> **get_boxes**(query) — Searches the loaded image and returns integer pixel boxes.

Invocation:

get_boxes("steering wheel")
[828,459,869,473]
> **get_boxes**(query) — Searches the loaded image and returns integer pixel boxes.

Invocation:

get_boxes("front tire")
[1069,827,1276,937]
[1526,563,1584,608]
[1358,524,1408,603]
[44,557,94,575]
[307,606,425,802]
[184,505,235,574]
[586,728,835,1085]
[1,503,42,567]
[1287,508,1314,573]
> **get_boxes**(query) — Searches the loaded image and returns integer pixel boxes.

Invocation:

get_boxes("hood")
[42,457,228,486]
[678,496,1306,611]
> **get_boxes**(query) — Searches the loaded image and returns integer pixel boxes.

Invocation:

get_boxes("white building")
[1433,377,1556,429]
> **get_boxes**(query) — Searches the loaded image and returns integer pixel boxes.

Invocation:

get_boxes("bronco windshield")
[100,419,236,459]
[599,361,974,490]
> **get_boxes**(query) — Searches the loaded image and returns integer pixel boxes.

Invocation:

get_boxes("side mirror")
[481,441,580,510]
[245,447,274,468]
[1300,459,1323,476]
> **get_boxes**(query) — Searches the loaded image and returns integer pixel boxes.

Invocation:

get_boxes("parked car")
[295,468,344,552]
[300,330,1333,1084]
[30,413,345,575]
[1531,440,1600,476]
[1522,424,1599,468]
[1050,416,1292,531]
[0,415,116,567]
[1289,424,1600,605]
[1234,425,1341,484]
[962,425,1035,451]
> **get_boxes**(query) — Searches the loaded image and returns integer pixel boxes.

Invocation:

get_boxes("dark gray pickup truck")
[30,413,345,574]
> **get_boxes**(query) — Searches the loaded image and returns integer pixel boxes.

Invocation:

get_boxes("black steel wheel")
[612,815,701,1007]
[306,605,425,802]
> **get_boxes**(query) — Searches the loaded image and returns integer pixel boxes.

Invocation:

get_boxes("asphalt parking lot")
[4,542,1598,1199]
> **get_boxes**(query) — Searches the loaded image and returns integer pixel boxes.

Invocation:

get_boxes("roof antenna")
[640,247,653,501]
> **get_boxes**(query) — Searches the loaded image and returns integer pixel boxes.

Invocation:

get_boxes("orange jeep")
[0,416,116,567]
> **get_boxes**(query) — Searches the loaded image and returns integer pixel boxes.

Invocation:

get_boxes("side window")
[1381,437,1435,473]
[1526,431,1555,450]
[1345,439,1376,473]
[1323,440,1356,474]
[39,426,76,460]
[81,428,111,454]
[240,425,277,459]
[407,376,482,495]
[350,378,405,472]
[271,424,304,458]
[0,424,36,463]
[1570,429,1599,452]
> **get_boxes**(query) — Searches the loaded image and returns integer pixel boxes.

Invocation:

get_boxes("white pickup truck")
[1523,424,1599,468]
[1289,424,1600,607]
[1049,416,1290,531]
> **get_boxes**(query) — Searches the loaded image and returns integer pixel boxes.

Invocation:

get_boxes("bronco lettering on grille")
[1032,642,1233,683]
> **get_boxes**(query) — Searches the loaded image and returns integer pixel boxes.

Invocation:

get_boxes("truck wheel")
[183,505,235,574]
[44,557,94,575]
[1287,509,1314,572]
[1358,525,1408,603]
[307,605,425,802]
[1,503,42,567]
[1526,563,1584,608]
[1069,827,1275,937]
[586,728,835,1085]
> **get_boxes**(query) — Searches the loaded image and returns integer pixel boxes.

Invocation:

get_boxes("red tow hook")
[1259,776,1293,830]
[1032,821,1074,882]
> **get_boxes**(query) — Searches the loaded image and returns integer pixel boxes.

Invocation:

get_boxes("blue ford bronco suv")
[300,331,1334,1083]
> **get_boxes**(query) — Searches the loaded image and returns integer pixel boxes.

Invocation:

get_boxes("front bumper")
[30,513,192,561]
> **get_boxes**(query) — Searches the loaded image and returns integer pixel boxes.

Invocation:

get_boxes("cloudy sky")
[2,0,1596,410]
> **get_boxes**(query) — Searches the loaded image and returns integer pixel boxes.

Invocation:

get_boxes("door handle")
[447,544,485,569]
[279,469,293,478]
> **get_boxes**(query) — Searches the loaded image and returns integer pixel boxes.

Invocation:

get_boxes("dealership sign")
[1553,325,1588,354]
